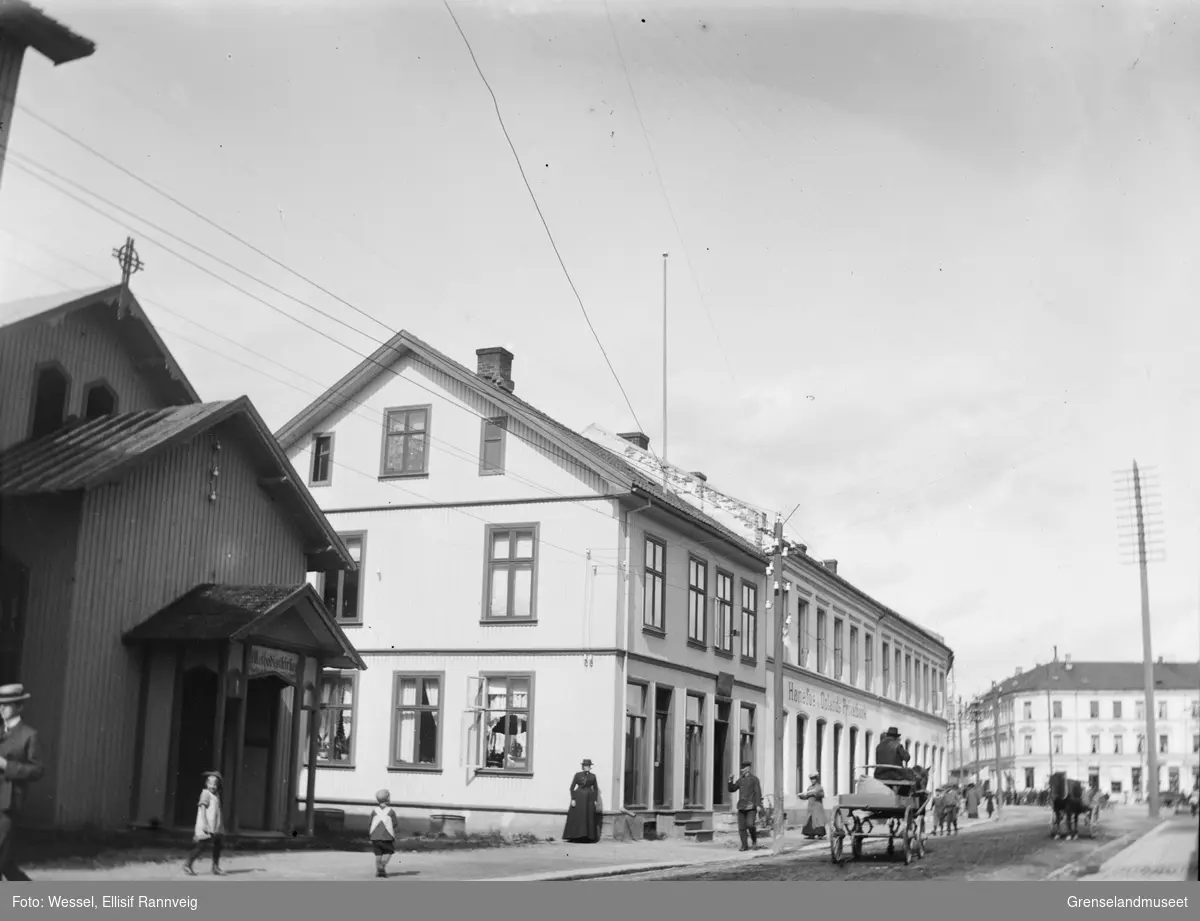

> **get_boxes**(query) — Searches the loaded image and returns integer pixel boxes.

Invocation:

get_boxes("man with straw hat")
[0,684,44,881]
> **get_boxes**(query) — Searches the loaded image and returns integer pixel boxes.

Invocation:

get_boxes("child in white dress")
[184,771,225,876]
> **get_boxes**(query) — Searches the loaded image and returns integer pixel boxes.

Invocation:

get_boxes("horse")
[1050,771,1089,839]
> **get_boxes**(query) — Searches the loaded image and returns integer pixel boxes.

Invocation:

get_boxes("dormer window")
[83,381,118,421]
[30,364,70,439]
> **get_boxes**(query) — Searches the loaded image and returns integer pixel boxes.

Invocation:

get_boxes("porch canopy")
[123,582,366,670]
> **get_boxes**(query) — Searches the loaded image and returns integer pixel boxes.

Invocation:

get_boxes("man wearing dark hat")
[0,684,44,881]
[874,727,914,791]
[727,760,763,851]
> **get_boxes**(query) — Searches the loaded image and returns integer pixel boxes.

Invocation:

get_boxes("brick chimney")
[476,347,514,393]
[690,471,707,482]
[822,559,838,575]
[618,432,650,450]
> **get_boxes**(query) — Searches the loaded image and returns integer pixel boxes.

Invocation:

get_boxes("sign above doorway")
[247,645,299,682]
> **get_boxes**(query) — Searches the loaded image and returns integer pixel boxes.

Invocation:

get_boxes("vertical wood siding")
[0,495,82,825]
[0,36,25,192]
[58,420,308,828]
[0,311,166,451]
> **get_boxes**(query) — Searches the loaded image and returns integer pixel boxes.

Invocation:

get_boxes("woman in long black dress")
[563,758,601,843]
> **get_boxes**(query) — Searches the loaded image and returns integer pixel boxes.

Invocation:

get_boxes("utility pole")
[972,702,982,786]
[992,681,1004,814]
[1115,460,1165,816]
[661,253,668,468]
[771,515,786,847]
[957,696,965,784]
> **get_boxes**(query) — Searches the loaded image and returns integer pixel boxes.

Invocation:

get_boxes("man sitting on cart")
[874,727,916,795]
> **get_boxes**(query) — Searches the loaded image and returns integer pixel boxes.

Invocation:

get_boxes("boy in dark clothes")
[369,789,400,878]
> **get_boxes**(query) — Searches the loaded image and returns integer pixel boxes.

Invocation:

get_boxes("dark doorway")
[849,727,858,792]
[795,715,807,794]
[238,675,287,831]
[30,365,69,440]
[174,666,218,827]
[0,551,30,682]
[833,724,843,795]
[653,687,672,809]
[712,701,731,806]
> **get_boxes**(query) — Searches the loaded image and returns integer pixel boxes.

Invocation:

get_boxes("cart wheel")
[916,816,926,859]
[830,809,847,864]
[902,806,913,866]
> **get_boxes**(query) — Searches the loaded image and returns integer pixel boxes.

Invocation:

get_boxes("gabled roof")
[0,396,356,572]
[123,582,366,670]
[0,1,95,65]
[0,285,199,406]
[274,330,768,563]
[991,660,1200,697]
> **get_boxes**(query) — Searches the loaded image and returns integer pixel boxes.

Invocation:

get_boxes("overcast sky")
[2,0,1197,700]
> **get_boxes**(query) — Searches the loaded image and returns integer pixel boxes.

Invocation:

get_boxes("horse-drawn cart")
[829,765,929,866]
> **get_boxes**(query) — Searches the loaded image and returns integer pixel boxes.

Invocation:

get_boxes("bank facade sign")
[786,679,868,721]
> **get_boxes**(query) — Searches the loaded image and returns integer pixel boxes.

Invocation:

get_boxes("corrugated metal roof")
[123,582,366,670]
[0,401,238,495]
[0,0,96,64]
[993,660,1200,696]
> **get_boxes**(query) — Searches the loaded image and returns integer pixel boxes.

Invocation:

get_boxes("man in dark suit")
[0,684,44,881]
[727,760,763,851]
[874,726,915,792]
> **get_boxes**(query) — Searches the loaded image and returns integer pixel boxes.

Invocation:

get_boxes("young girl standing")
[184,771,225,876]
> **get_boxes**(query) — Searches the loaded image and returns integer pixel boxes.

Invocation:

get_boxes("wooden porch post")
[128,644,153,825]
[212,644,229,775]
[288,653,307,834]
[304,656,323,837]
[229,644,249,835]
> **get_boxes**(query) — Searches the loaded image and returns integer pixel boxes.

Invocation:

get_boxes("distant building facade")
[961,657,1200,798]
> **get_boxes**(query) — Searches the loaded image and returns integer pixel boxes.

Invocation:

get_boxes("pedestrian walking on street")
[369,789,400,878]
[941,785,960,835]
[930,787,945,836]
[183,771,225,876]
[965,783,981,820]
[563,759,602,843]
[0,684,44,881]
[986,790,995,819]
[728,761,763,851]
[798,773,827,840]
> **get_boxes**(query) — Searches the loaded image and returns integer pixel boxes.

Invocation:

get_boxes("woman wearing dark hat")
[183,771,225,876]
[798,773,827,839]
[563,759,602,843]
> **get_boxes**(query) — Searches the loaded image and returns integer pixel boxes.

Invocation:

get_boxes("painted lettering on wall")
[247,646,299,682]
[786,680,868,721]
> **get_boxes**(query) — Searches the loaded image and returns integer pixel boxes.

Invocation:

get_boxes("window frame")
[624,681,649,809]
[848,625,859,686]
[312,668,358,769]
[833,617,844,680]
[714,569,734,656]
[475,671,536,776]
[740,581,758,662]
[881,641,890,695]
[1090,734,1100,754]
[1113,701,1123,719]
[815,609,827,674]
[739,703,756,768]
[481,523,540,623]
[309,431,335,487]
[1158,733,1168,754]
[1089,700,1100,720]
[379,403,432,478]
[478,416,508,476]
[388,670,445,772]
[316,531,367,626]
[687,556,708,647]
[683,692,705,808]
[797,599,810,668]
[81,378,118,421]
[864,633,874,689]
[1052,733,1064,755]
[28,360,72,440]
[1023,701,1032,720]
[1052,699,1063,720]
[642,535,667,634]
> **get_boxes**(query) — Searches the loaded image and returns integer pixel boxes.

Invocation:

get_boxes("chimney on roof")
[822,559,838,575]
[1015,666,1022,676]
[618,432,650,450]
[797,544,807,555]
[476,347,514,393]
[690,471,707,483]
